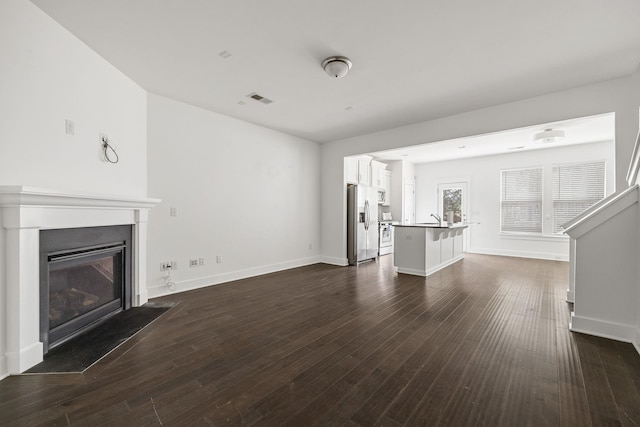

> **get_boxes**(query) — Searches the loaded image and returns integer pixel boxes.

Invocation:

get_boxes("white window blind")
[553,161,605,233]
[501,168,543,233]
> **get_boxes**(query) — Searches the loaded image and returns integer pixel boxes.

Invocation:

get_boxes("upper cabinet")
[358,158,372,185]
[345,156,373,185]
[371,160,387,188]
[383,170,391,206]
[345,157,359,183]
[345,157,388,189]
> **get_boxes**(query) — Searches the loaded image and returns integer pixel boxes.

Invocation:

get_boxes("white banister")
[626,129,640,187]
[563,185,638,238]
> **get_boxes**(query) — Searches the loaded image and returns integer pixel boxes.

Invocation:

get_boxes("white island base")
[394,224,467,276]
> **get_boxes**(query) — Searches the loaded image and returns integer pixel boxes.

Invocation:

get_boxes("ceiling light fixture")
[322,56,352,78]
[533,128,565,143]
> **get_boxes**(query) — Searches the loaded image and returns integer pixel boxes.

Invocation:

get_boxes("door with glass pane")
[438,182,467,223]
[438,182,468,249]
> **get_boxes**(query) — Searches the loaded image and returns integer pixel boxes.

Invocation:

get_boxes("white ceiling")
[32,0,640,143]
[371,113,615,164]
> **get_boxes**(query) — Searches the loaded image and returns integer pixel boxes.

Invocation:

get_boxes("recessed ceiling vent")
[247,92,274,105]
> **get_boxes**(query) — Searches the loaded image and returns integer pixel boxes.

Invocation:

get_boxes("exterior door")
[438,181,468,250]
[438,182,467,224]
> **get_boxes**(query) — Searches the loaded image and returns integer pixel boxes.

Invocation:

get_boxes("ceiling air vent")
[246,92,274,105]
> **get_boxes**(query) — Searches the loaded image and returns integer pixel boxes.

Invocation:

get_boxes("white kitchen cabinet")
[345,156,385,186]
[358,158,372,185]
[345,157,359,183]
[345,156,372,184]
[371,160,387,188]
[383,170,391,206]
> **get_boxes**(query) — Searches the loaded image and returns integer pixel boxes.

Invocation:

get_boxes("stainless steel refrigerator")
[347,183,379,265]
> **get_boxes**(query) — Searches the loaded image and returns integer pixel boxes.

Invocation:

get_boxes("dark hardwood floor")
[2,254,640,426]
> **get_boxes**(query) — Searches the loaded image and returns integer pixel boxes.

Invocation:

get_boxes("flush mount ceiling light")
[533,128,565,143]
[322,56,352,78]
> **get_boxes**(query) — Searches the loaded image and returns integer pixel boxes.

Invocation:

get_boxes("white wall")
[0,210,4,378]
[146,94,321,297]
[632,67,640,354]
[0,0,148,197]
[0,0,148,379]
[387,161,403,221]
[402,160,416,224]
[321,75,640,265]
[414,141,615,261]
[571,200,638,341]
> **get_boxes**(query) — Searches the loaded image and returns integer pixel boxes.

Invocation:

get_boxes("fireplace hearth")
[40,225,132,353]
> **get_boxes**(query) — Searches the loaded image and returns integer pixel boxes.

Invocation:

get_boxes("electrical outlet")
[198,257,205,265]
[65,119,75,135]
[190,259,199,267]
[308,243,313,250]
[216,255,222,264]
[170,207,178,217]
[160,262,172,271]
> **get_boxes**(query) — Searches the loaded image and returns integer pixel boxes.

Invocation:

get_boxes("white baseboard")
[6,341,43,374]
[466,247,569,262]
[136,289,149,307]
[397,267,427,276]
[426,255,464,276]
[566,288,575,303]
[634,328,640,356]
[570,313,637,344]
[319,256,348,266]
[148,256,322,299]
[0,355,8,381]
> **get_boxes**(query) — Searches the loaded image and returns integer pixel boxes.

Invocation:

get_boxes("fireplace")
[0,186,160,375]
[39,226,132,352]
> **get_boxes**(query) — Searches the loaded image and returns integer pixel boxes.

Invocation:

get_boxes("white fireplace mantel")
[0,186,160,374]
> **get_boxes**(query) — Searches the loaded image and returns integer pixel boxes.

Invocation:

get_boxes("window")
[552,161,605,233]
[501,168,543,234]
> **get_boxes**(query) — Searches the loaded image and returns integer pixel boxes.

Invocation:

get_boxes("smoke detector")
[533,128,565,143]
[322,56,352,78]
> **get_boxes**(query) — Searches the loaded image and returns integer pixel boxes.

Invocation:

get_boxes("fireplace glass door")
[48,247,124,332]
[40,225,132,353]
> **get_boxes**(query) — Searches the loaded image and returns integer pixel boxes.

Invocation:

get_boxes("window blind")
[553,161,605,233]
[500,168,543,233]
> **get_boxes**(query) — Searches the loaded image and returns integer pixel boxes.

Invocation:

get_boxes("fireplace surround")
[0,186,160,374]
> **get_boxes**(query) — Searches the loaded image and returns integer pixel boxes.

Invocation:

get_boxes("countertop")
[394,222,469,229]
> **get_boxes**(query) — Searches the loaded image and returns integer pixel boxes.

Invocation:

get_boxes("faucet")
[430,213,441,226]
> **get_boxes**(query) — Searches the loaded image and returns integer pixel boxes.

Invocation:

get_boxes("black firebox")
[39,225,132,353]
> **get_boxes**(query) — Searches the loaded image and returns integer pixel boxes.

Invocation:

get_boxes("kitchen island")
[393,223,468,276]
